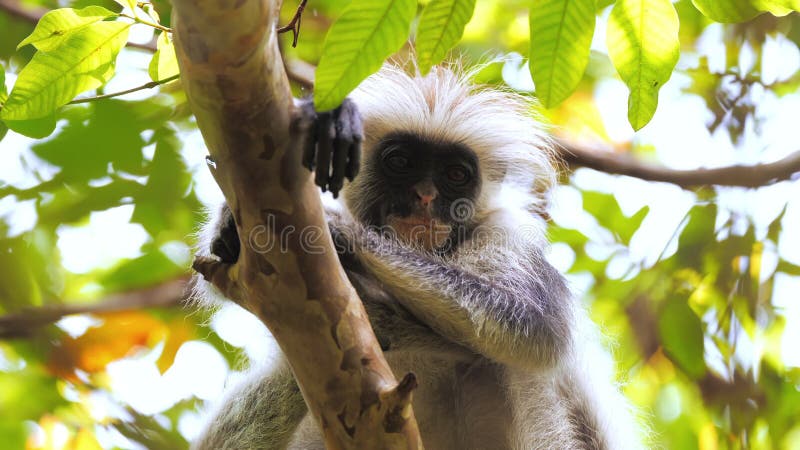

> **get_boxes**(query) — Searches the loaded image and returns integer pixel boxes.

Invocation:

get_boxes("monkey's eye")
[385,154,409,171]
[445,166,469,184]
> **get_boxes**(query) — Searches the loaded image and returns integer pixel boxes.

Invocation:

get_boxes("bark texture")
[170,1,422,448]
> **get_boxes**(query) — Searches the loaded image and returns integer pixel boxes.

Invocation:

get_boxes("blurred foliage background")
[1,0,799,449]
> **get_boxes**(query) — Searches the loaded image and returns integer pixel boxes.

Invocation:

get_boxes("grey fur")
[194,361,307,450]
[193,65,644,450]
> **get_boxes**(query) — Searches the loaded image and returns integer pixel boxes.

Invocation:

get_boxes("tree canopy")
[1,0,800,449]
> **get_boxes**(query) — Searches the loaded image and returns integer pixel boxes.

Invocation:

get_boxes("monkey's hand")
[209,98,361,263]
[209,203,240,264]
[296,97,362,198]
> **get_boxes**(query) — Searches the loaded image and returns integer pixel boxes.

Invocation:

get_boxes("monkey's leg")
[297,97,362,198]
[192,361,307,450]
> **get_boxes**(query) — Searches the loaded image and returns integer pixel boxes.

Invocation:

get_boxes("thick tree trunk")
[170,1,422,448]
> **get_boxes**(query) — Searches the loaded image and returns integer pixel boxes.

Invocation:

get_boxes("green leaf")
[148,31,179,81]
[607,0,679,130]
[314,0,417,112]
[691,0,800,22]
[101,250,183,291]
[3,114,57,138]
[753,0,800,15]
[596,0,616,10]
[416,0,476,75]
[676,204,717,269]
[1,21,130,121]
[0,232,60,310]
[31,97,174,182]
[582,191,649,245]
[132,126,195,235]
[16,6,117,52]
[0,66,6,141]
[0,63,7,103]
[529,0,596,108]
[113,0,138,12]
[143,3,162,23]
[658,296,706,379]
[777,260,800,276]
[689,0,799,22]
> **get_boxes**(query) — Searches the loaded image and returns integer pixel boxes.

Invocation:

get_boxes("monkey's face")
[360,133,481,251]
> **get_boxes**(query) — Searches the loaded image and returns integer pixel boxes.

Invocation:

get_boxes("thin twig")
[0,0,37,22]
[68,74,180,104]
[277,0,308,47]
[119,12,172,33]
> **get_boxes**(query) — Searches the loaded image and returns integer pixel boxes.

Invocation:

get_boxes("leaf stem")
[277,0,308,47]
[68,74,180,104]
[120,12,172,33]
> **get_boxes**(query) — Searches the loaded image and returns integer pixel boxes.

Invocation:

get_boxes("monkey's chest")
[386,353,512,450]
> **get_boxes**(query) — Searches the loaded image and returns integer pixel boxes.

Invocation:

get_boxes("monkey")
[192,64,644,450]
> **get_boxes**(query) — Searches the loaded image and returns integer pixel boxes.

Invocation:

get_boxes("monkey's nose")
[413,180,438,208]
[417,193,436,207]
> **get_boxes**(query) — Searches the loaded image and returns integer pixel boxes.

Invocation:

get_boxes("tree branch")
[0,277,188,339]
[170,0,421,448]
[557,139,800,188]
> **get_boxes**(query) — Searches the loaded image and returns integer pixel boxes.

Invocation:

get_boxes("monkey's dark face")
[361,132,481,250]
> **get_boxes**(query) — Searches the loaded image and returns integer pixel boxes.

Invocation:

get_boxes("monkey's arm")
[340,248,478,361]
[354,232,574,370]
[197,215,461,450]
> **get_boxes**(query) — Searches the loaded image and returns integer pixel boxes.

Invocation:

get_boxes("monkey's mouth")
[386,215,452,250]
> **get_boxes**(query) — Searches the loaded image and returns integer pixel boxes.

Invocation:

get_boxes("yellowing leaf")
[1,21,130,121]
[314,0,417,112]
[698,422,719,450]
[72,428,103,450]
[607,0,679,131]
[416,0,476,75]
[27,417,102,450]
[17,6,117,52]
[148,31,179,81]
[529,0,596,108]
[547,90,611,143]
[47,311,166,380]
[156,319,195,374]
